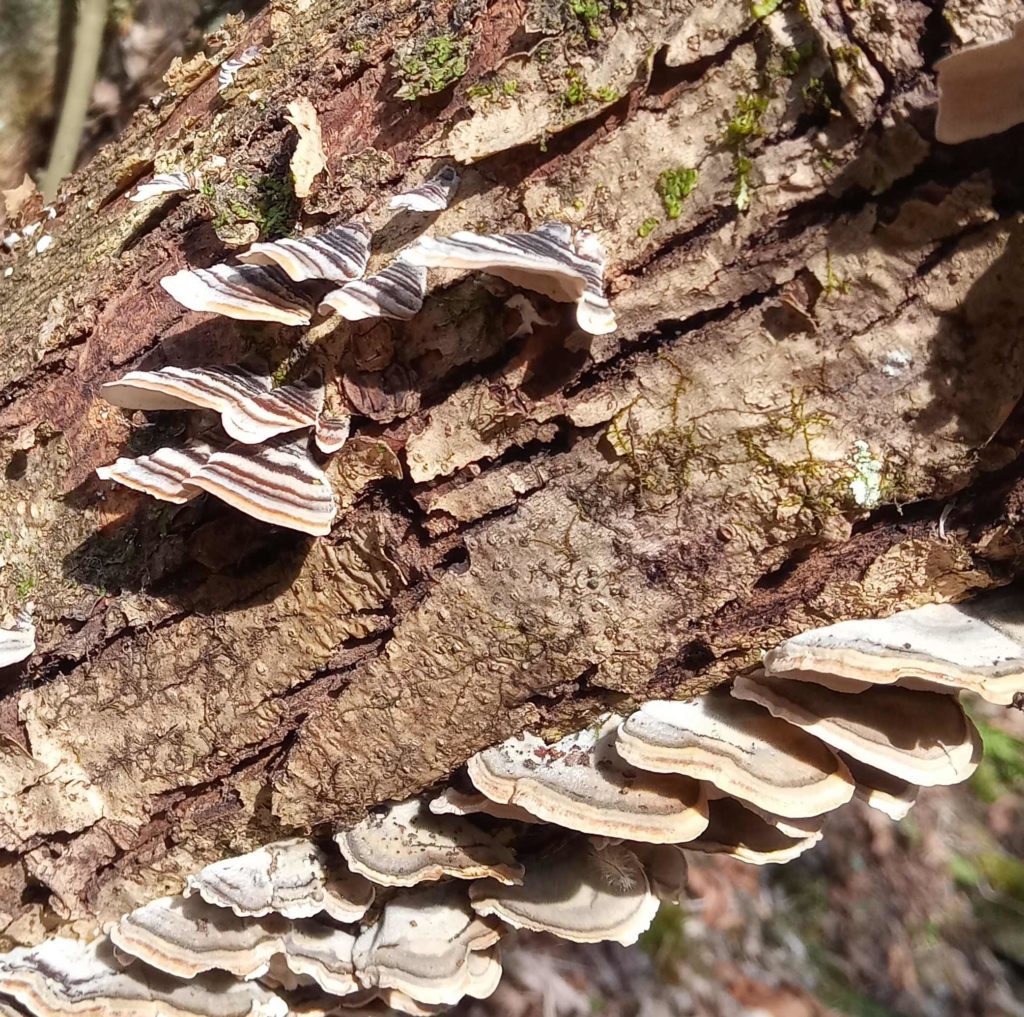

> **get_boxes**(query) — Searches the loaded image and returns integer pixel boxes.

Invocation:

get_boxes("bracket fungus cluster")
[0,604,34,669]
[98,166,615,537]
[3,593,1019,1016]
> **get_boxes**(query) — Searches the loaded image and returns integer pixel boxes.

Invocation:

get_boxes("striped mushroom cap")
[0,936,287,1017]
[684,797,821,866]
[110,895,359,995]
[185,837,374,923]
[935,22,1024,143]
[181,436,337,536]
[428,786,543,825]
[101,366,325,446]
[763,593,1024,706]
[731,673,983,787]
[96,443,213,505]
[129,172,201,203]
[351,882,503,1007]
[237,223,371,283]
[402,222,615,335]
[838,752,919,821]
[334,796,524,887]
[466,714,709,844]
[388,166,460,213]
[616,691,856,819]
[160,263,316,326]
[0,605,35,669]
[319,258,427,321]
[218,45,262,90]
[469,836,660,946]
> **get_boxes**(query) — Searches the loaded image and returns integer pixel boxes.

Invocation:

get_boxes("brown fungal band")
[388,166,460,213]
[237,223,371,284]
[318,259,427,321]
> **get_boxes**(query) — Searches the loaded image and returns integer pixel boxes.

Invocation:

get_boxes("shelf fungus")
[160,263,316,326]
[0,605,35,668]
[334,797,524,887]
[388,166,460,213]
[110,895,359,995]
[838,753,919,821]
[129,172,201,203]
[615,692,856,820]
[731,674,982,788]
[218,45,262,91]
[351,883,503,1007]
[934,22,1024,143]
[96,443,213,505]
[684,797,820,866]
[318,258,427,321]
[236,223,371,284]
[0,937,287,1017]
[465,715,710,844]
[402,222,616,335]
[762,595,1024,706]
[185,838,374,922]
[469,837,660,946]
[428,787,543,825]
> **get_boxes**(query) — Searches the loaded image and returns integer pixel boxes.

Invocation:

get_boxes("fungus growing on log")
[218,46,262,91]
[237,223,371,284]
[466,714,709,843]
[388,166,460,213]
[0,605,35,668]
[935,23,1024,143]
[128,172,201,203]
[334,797,524,887]
[95,443,213,504]
[402,222,616,335]
[318,259,427,321]
[684,797,820,866]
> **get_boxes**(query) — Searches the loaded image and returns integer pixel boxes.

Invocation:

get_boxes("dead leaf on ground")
[2,174,39,224]
[286,97,327,199]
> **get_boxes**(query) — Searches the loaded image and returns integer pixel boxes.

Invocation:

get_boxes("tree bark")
[1,0,1023,944]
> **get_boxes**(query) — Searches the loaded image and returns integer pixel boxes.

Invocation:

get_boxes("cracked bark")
[0,0,1023,946]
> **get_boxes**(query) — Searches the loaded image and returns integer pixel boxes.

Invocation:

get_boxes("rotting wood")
[1,0,1024,944]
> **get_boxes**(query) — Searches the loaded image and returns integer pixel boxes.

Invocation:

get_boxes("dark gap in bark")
[918,0,952,68]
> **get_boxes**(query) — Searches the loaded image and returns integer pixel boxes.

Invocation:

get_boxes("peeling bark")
[1,0,1023,946]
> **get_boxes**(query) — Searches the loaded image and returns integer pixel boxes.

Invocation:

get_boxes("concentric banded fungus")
[388,167,460,213]
[351,883,502,1006]
[0,606,35,668]
[839,753,919,821]
[731,674,982,787]
[763,596,1024,706]
[428,787,543,825]
[110,895,358,994]
[218,46,262,90]
[466,715,709,843]
[0,937,286,1017]
[237,224,371,284]
[571,230,617,336]
[318,259,427,321]
[312,415,351,455]
[469,837,659,945]
[934,23,1024,143]
[334,797,523,886]
[402,222,615,335]
[685,797,819,865]
[615,692,855,819]
[101,366,326,446]
[181,437,337,536]
[129,173,201,203]
[185,838,374,922]
[160,264,315,326]
[96,444,213,504]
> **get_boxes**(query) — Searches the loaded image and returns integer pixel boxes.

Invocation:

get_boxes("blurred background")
[2,3,1024,1015]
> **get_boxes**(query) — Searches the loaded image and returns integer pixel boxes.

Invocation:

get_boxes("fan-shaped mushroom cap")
[466,715,708,844]
[181,436,337,536]
[110,895,357,995]
[428,788,543,825]
[100,366,325,446]
[763,597,1024,706]
[0,937,287,1017]
[631,843,689,904]
[351,883,502,1007]
[616,692,855,819]
[237,224,371,283]
[334,797,523,887]
[388,167,460,213]
[96,444,212,504]
[314,416,351,455]
[731,674,982,787]
[935,23,1024,143]
[572,230,616,336]
[318,260,427,321]
[185,838,374,922]
[160,264,314,326]
[0,607,35,669]
[129,173,201,203]
[685,797,820,865]
[839,752,919,821]
[218,46,262,90]
[336,988,449,1016]
[470,837,659,945]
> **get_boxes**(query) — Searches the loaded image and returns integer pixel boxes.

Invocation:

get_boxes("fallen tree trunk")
[0,0,1023,943]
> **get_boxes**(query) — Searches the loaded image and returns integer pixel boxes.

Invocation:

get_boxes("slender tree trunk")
[0,0,1023,941]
